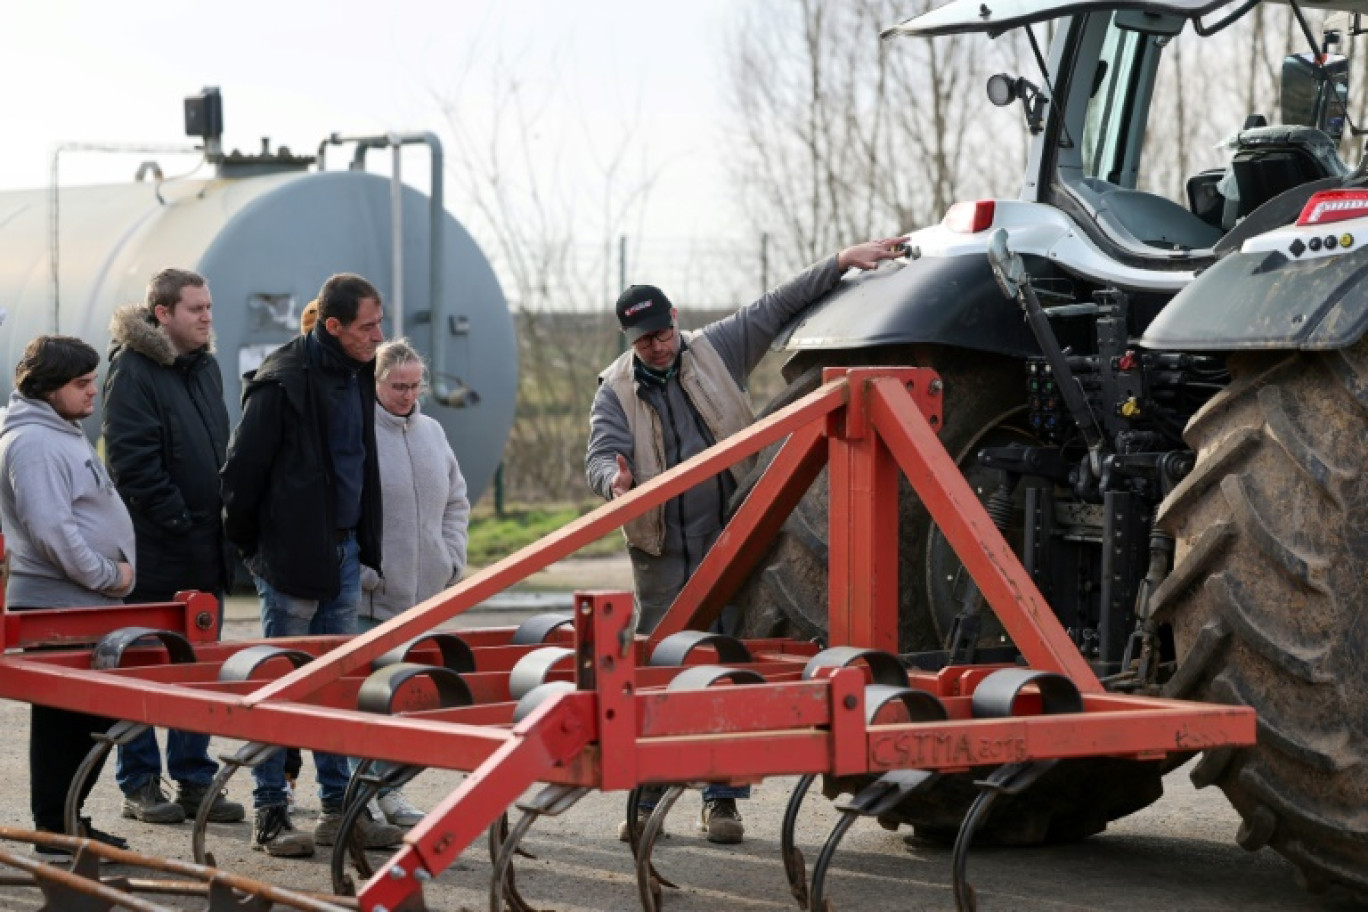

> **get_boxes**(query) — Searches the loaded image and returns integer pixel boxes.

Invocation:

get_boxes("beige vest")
[600,332,756,556]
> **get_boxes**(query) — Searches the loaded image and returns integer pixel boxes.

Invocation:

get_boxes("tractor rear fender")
[780,200,1197,357]
[778,251,1041,357]
[1141,241,1368,351]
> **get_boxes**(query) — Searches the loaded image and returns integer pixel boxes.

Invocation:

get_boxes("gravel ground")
[0,561,1359,911]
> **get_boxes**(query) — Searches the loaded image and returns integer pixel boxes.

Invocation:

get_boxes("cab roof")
[884,0,1368,38]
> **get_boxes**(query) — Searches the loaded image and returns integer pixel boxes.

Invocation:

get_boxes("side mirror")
[1281,51,1350,141]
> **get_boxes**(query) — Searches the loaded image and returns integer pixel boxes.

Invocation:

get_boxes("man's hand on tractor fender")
[838,237,907,271]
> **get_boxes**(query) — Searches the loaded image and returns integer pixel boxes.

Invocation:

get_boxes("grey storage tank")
[0,93,516,504]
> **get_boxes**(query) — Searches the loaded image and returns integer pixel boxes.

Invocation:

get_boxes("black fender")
[779,252,1047,357]
[1140,242,1368,351]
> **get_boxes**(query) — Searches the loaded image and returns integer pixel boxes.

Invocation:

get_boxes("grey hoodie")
[0,391,135,607]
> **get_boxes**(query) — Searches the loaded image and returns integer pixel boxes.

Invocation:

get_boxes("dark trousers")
[31,704,113,831]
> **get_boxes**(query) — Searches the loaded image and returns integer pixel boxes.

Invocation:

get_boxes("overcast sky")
[1,0,742,248]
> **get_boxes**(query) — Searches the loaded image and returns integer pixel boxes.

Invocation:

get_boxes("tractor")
[734,0,1368,900]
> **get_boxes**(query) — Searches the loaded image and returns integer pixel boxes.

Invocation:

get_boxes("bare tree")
[721,0,1030,276]
[434,46,660,503]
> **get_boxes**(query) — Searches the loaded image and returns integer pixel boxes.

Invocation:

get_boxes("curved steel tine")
[624,787,643,858]
[950,760,1056,912]
[951,790,997,912]
[806,809,861,912]
[330,776,384,896]
[489,805,542,912]
[488,810,539,911]
[781,773,817,908]
[342,757,373,813]
[63,721,149,837]
[489,784,591,912]
[634,785,685,912]
[487,813,529,912]
[192,742,281,866]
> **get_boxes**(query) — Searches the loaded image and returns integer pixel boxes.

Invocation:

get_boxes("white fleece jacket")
[359,401,469,623]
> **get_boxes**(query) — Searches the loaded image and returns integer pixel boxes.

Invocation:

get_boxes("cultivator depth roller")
[0,368,1254,911]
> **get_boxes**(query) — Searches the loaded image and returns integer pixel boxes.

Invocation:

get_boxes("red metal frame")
[0,368,1256,912]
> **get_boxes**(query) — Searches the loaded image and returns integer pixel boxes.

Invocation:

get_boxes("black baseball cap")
[615,284,674,342]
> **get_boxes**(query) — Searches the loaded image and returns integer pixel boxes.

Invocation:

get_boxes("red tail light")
[1296,189,1368,226]
[943,200,997,233]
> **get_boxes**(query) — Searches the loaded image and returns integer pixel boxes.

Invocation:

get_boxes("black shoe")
[121,778,185,825]
[32,836,73,863]
[177,782,246,823]
[78,817,129,851]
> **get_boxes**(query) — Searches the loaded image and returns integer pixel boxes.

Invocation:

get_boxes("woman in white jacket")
[360,338,470,626]
[357,338,470,826]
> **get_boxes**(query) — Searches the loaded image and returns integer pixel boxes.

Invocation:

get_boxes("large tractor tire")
[1152,345,1368,901]
[732,345,1167,844]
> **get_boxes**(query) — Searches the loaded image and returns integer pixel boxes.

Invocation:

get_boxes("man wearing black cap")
[585,237,902,844]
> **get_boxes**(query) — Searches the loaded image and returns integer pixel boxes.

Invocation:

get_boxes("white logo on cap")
[624,300,655,317]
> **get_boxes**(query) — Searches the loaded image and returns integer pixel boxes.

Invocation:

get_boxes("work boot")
[314,803,404,848]
[121,778,185,825]
[377,789,425,827]
[252,804,314,857]
[177,782,246,823]
[699,797,744,844]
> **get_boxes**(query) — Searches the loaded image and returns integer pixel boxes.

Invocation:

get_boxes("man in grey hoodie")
[0,335,135,859]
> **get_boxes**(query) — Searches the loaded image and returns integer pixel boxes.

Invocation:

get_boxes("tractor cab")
[887,0,1361,269]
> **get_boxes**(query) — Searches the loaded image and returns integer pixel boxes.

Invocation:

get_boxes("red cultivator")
[0,368,1254,911]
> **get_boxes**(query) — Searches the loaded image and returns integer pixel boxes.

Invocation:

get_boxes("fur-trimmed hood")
[108,303,213,366]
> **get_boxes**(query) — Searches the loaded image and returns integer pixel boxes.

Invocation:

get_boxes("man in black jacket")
[221,273,400,857]
[103,268,246,829]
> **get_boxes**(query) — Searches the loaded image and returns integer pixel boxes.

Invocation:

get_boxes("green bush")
[466,504,620,568]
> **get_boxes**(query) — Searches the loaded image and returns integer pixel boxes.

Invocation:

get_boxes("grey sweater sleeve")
[702,254,843,386]
[586,383,633,501]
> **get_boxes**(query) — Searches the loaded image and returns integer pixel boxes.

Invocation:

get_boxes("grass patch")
[467,503,621,567]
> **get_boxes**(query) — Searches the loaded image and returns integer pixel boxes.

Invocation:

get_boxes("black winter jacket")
[220,332,382,600]
[103,305,232,595]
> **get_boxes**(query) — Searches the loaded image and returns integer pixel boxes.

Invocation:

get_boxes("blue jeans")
[638,784,751,809]
[249,534,360,809]
[117,730,218,793]
[116,591,226,794]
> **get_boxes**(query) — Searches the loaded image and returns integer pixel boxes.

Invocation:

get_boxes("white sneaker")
[377,789,425,827]
[283,776,297,810]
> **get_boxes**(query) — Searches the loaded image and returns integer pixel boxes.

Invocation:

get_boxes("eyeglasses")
[632,326,676,351]
[386,382,425,394]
